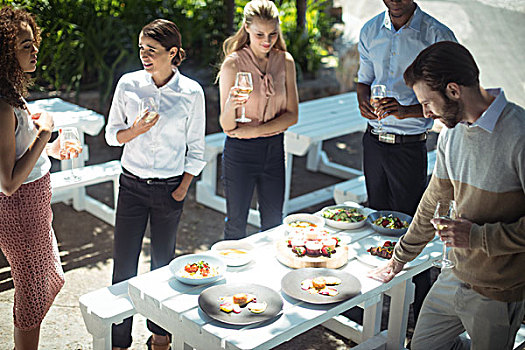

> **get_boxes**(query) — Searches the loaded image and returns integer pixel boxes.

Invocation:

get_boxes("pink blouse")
[229,46,288,130]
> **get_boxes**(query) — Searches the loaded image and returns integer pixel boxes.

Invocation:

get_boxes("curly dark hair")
[0,6,41,109]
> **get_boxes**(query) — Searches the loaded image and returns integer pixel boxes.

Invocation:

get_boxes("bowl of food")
[211,240,254,266]
[169,253,226,285]
[320,205,367,230]
[367,211,412,237]
[283,213,325,236]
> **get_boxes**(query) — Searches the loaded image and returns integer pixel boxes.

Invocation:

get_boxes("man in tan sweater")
[371,41,525,349]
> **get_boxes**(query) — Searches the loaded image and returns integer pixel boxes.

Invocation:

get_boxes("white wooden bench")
[51,160,121,225]
[79,280,136,350]
[333,149,437,204]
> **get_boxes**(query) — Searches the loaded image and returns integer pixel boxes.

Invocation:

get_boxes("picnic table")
[126,209,444,350]
[27,98,120,225]
[196,92,367,227]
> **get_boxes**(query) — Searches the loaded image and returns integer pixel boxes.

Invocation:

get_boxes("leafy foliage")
[0,0,335,99]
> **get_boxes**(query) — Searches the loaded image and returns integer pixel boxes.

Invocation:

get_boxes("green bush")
[279,0,335,80]
[1,0,335,100]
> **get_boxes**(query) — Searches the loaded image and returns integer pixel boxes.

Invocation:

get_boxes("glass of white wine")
[370,84,387,135]
[432,199,457,269]
[59,127,82,181]
[139,97,159,123]
[234,72,253,123]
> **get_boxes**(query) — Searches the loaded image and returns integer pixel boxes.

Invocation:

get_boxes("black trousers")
[222,133,285,240]
[363,130,431,323]
[111,172,183,348]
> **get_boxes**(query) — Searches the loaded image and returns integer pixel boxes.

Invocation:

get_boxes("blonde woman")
[219,0,299,239]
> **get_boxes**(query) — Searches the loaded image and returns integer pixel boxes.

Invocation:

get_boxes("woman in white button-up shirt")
[105,19,205,350]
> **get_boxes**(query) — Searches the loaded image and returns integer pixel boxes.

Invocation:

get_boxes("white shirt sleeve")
[184,86,207,176]
[105,78,128,147]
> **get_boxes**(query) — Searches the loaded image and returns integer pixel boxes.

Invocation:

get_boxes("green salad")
[373,214,409,229]
[322,207,365,223]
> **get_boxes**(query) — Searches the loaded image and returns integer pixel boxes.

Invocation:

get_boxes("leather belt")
[367,124,427,144]
[122,167,182,185]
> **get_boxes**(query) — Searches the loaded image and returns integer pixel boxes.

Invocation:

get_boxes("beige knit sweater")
[394,97,525,302]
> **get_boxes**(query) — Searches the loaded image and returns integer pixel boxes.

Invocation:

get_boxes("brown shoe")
[146,334,171,350]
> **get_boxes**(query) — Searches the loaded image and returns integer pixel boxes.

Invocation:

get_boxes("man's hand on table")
[368,257,405,283]
[431,217,472,248]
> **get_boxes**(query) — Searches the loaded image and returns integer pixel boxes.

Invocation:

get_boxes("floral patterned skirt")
[0,173,64,330]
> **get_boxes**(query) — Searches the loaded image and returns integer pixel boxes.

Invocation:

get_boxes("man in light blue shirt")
[355,0,456,327]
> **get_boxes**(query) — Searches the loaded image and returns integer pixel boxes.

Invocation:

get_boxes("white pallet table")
[127,223,443,350]
[196,92,366,227]
[51,160,121,225]
[26,98,119,224]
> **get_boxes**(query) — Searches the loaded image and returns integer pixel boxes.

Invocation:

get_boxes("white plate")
[210,240,254,266]
[283,213,325,234]
[168,253,226,285]
[347,235,429,269]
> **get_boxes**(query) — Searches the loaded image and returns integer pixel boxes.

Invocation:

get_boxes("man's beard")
[438,96,463,128]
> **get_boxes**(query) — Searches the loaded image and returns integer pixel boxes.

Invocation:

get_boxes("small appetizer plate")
[169,253,226,285]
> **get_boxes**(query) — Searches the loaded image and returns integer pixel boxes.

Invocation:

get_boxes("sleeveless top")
[229,46,288,129]
[13,102,51,184]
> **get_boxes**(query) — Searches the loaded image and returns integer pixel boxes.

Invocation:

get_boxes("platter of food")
[367,211,412,237]
[347,235,429,269]
[275,230,349,269]
[320,204,367,230]
[281,268,361,304]
[211,240,254,266]
[198,284,283,325]
[168,254,226,285]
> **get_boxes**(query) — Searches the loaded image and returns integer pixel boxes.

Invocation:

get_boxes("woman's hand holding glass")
[132,98,159,136]
[59,127,83,181]
[231,72,253,123]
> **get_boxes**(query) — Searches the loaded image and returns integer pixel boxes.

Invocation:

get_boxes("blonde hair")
[222,0,287,57]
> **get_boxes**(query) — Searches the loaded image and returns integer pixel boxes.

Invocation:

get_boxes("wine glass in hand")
[432,199,457,269]
[370,84,387,135]
[139,97,159,123]
[234,72,253,123]
[59,127,82,181]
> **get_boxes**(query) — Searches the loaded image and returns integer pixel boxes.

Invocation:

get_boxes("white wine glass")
[234,72,253,123]
[432,199,457,269]
[59,127,82,181]
[139,96,159,123]
[370,84,387,135]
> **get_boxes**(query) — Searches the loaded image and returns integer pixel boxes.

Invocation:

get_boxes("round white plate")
[168,253,226,285]
[347,235,429,269]
[210,240,254,266]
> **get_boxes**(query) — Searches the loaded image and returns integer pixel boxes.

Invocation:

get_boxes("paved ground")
[0,1,523,349]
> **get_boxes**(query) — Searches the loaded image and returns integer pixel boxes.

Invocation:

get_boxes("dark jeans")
[222,133,285,240]
[362,130,431,323]
[111,171,184,348]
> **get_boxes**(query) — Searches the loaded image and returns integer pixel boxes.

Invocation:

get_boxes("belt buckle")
[379,133,396,144]
[146,179,153,185]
